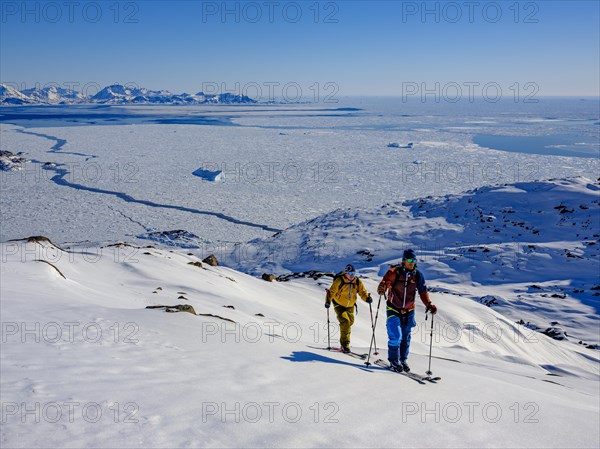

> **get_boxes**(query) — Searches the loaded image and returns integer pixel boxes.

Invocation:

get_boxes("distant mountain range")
[0,84,257,105]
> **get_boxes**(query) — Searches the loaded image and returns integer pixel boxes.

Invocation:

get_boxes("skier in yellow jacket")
[325,264,372,353]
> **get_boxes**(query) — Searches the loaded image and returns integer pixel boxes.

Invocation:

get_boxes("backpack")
[332,272,361,314]
[390,265,419,290]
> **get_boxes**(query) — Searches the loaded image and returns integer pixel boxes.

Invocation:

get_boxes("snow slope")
[226,177,600,347]
[1,210,599,448]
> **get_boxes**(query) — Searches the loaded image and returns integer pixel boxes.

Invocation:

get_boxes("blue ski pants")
[386,308,416,362]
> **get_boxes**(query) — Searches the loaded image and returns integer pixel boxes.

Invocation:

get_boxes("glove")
[325,302,331,309]
[426,303,437,315]
[366,295,373,304]
[377,284,386,295]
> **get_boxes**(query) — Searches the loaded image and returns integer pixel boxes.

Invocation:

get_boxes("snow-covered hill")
[1,178,599,448]
[229,177,599,274]
[226,177,600,346]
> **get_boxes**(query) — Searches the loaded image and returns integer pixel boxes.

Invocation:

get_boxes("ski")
[326,347,368,360]
[373,359,441,382]
[344,351,368,361]
[314,346,369,360]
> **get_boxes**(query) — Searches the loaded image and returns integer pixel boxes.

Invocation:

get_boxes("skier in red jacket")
[377,249,437,372]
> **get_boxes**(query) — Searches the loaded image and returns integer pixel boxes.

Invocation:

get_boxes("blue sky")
[1,0,599,96]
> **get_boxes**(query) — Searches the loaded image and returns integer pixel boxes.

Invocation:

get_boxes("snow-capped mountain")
[21,85,86,104]
[0,83,257,105]
[89,84,144,103]
[194,91,257,104]
[0,84,35,105]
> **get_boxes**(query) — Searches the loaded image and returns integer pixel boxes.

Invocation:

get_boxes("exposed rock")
[25,235,54,245]
[516,320,540,331]
[542,327,568,340]
[262,273,277,282]
[565,251,583,259]
[197,313,236,323]
[188,261,204,269]
[146,304,196,315]
[357,249,374,262]
[479,295,499,307]
[0,150,28,171]
[137,229,200,249]
[277,271,335,282]
[203,255,219,266]
[105,242,138,248]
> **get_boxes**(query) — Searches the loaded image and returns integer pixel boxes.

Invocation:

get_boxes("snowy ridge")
[228,177,599,276]
[1,235,598,448]
[0,83,256,105]
[21,86,87,103]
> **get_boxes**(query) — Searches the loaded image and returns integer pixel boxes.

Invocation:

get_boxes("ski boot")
[389,359,403,372]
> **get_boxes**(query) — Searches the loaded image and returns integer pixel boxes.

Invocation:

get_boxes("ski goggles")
[346,271,356,276]
[403,258,416,263]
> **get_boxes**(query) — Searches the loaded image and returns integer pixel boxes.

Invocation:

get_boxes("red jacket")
[378,267,431,312]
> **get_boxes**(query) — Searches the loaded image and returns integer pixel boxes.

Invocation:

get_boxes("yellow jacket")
[326,275,370,308]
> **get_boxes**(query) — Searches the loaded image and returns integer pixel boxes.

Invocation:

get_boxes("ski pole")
[326,306,331,350]
[365,294,384,366]
[426,310,434,376]
[369,301,378,355]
